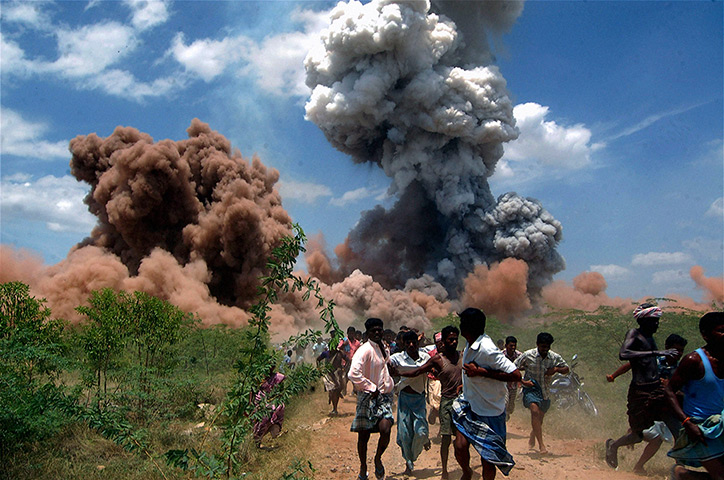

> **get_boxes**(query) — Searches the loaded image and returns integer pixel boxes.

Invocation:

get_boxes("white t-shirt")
[390,350,431,394]
[461,334,517,417]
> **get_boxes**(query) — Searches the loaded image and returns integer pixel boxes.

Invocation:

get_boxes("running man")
[605,303,680,469]
[453,308,521,480]
[503,336,522,421]
[666,312,724,480]
[514,332,569,454]
[348,318,395,480]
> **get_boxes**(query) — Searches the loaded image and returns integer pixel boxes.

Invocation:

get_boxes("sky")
[1,0,722,304]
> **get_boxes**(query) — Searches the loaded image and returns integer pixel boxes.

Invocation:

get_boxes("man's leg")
[606,431,643,468]
[357,431,370,478]
[632,437,662,474]
[529,403,547,453]
[374,418,392,478]
[454,432,474,480]
[481,459,497,480]
[441,434,452,480]
[701,456,724,480]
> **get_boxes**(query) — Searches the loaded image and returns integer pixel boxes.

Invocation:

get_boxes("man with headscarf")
[605,303,681,469]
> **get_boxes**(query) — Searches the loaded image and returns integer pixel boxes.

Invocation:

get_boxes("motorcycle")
[549,354,598,416]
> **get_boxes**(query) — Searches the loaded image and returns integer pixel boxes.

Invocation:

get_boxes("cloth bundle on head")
[633,304,663,320]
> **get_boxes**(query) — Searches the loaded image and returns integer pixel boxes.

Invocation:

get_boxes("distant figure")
[503,336,522,421]
[452,308,521,480]
[339,326,361,393]
[514,332,569,454]
[605,303,680,469]
[424,332,444,425]
[666,312,724,480]
[397,325,462,480]
[348,318,395,480]
[252,367,286,446]
[606,333,688,474]
[389,330,432,475]
[317,342,345,416]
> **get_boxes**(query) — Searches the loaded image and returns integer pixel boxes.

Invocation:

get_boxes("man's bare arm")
[464,363,522,382]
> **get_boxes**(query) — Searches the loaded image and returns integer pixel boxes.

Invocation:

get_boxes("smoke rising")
[304,0,564,294]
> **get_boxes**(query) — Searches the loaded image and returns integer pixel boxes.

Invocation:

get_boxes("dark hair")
[536,332,554,345]
[365,317,384,331]
[458,307,486,337]
[401,330,418,344]
[505,336,517,345]
[347,326,356,334]
[665,333,688,349]
[441,325,459,340]
[700,312,724,336]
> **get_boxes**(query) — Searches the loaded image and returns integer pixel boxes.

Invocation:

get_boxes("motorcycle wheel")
[580,392,598,416]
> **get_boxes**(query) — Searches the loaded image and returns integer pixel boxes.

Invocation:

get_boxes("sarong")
[668,412,724,467]
[396,390,429,463]
[351,391,394,432]
[452,399,514,476]
[522,380,550,413]
[322,367,345,394]
[427,378,442,411]
[253,403,285,441]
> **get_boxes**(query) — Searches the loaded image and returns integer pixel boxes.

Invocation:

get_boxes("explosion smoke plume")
[304,0,564,295]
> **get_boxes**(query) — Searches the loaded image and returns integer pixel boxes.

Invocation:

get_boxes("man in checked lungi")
[348,317,395,480]
[452,308,522,480]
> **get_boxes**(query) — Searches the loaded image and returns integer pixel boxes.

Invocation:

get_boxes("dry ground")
[265,385,676,480]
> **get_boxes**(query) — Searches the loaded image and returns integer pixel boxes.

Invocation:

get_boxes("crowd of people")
[264,305,723,480]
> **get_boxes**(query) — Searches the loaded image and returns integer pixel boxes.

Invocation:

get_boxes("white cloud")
[88,69,183,101]
[590,264,631,279]
[706,197,723,219]
[1,1,50,29]
[125,0,170,31]
[330,187,382,207]
[631,251,693,267]
[651,269,689,285]
[278,179,332,204]
[45,22,138,78]
[1,175,96,233]
[170,33,250,82]
[0,32,33,76]
[503,102,602,170]
[0,108,69,160]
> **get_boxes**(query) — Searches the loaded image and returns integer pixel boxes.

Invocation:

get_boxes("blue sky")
[1,0,722,302]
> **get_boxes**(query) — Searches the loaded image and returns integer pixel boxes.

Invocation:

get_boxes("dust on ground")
[279,386,672,480]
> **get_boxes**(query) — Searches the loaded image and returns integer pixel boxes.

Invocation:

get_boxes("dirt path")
[295,389,668,480]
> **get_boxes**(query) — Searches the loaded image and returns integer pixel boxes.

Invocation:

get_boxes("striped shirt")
[514,348,568,400]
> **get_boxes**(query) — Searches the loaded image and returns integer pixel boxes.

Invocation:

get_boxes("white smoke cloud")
[304,0,564,294]
[632,251,693,267]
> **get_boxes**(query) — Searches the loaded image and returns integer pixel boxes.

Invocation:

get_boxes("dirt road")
[294,389,672,480]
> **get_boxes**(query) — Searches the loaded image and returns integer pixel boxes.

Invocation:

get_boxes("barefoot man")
[348,318,394,480]
[453,308,521,480]
[666,311,724,480]
[514,332,569,454]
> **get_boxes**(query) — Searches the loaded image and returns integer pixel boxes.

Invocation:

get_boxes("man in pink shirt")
[348,317,395,480]
[340,326,362,393]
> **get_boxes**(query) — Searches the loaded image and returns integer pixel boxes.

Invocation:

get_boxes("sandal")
[605,438,618,469]
[357,475,368,480]
[374,464,385,480]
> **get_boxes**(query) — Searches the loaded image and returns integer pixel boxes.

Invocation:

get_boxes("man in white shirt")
[348,318,395,480]
[389,330,432,475]
[452,308,521,480]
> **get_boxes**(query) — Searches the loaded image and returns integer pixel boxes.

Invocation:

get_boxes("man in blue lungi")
[452,308,522,480]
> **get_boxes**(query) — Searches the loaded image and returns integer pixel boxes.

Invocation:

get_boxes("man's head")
[665,333,688,362]
[536,332,554,357]
[458,307,486,341]
[401,330,419,356]
[634,303,663,334]
[347,326,356,340]
[365,317,384,343]
[505,336,518,356]
[700,312,724,349]
[383,329,396,345]
[441,325,460,353]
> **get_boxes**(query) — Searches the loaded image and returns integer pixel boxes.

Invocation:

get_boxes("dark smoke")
[304,0,563,295]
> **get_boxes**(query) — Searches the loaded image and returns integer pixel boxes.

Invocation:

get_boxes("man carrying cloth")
[666,311,724,480]
[452,308,522,480]
[514,332,569,454]
[348,318,395,480]
[605,303,680,469]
